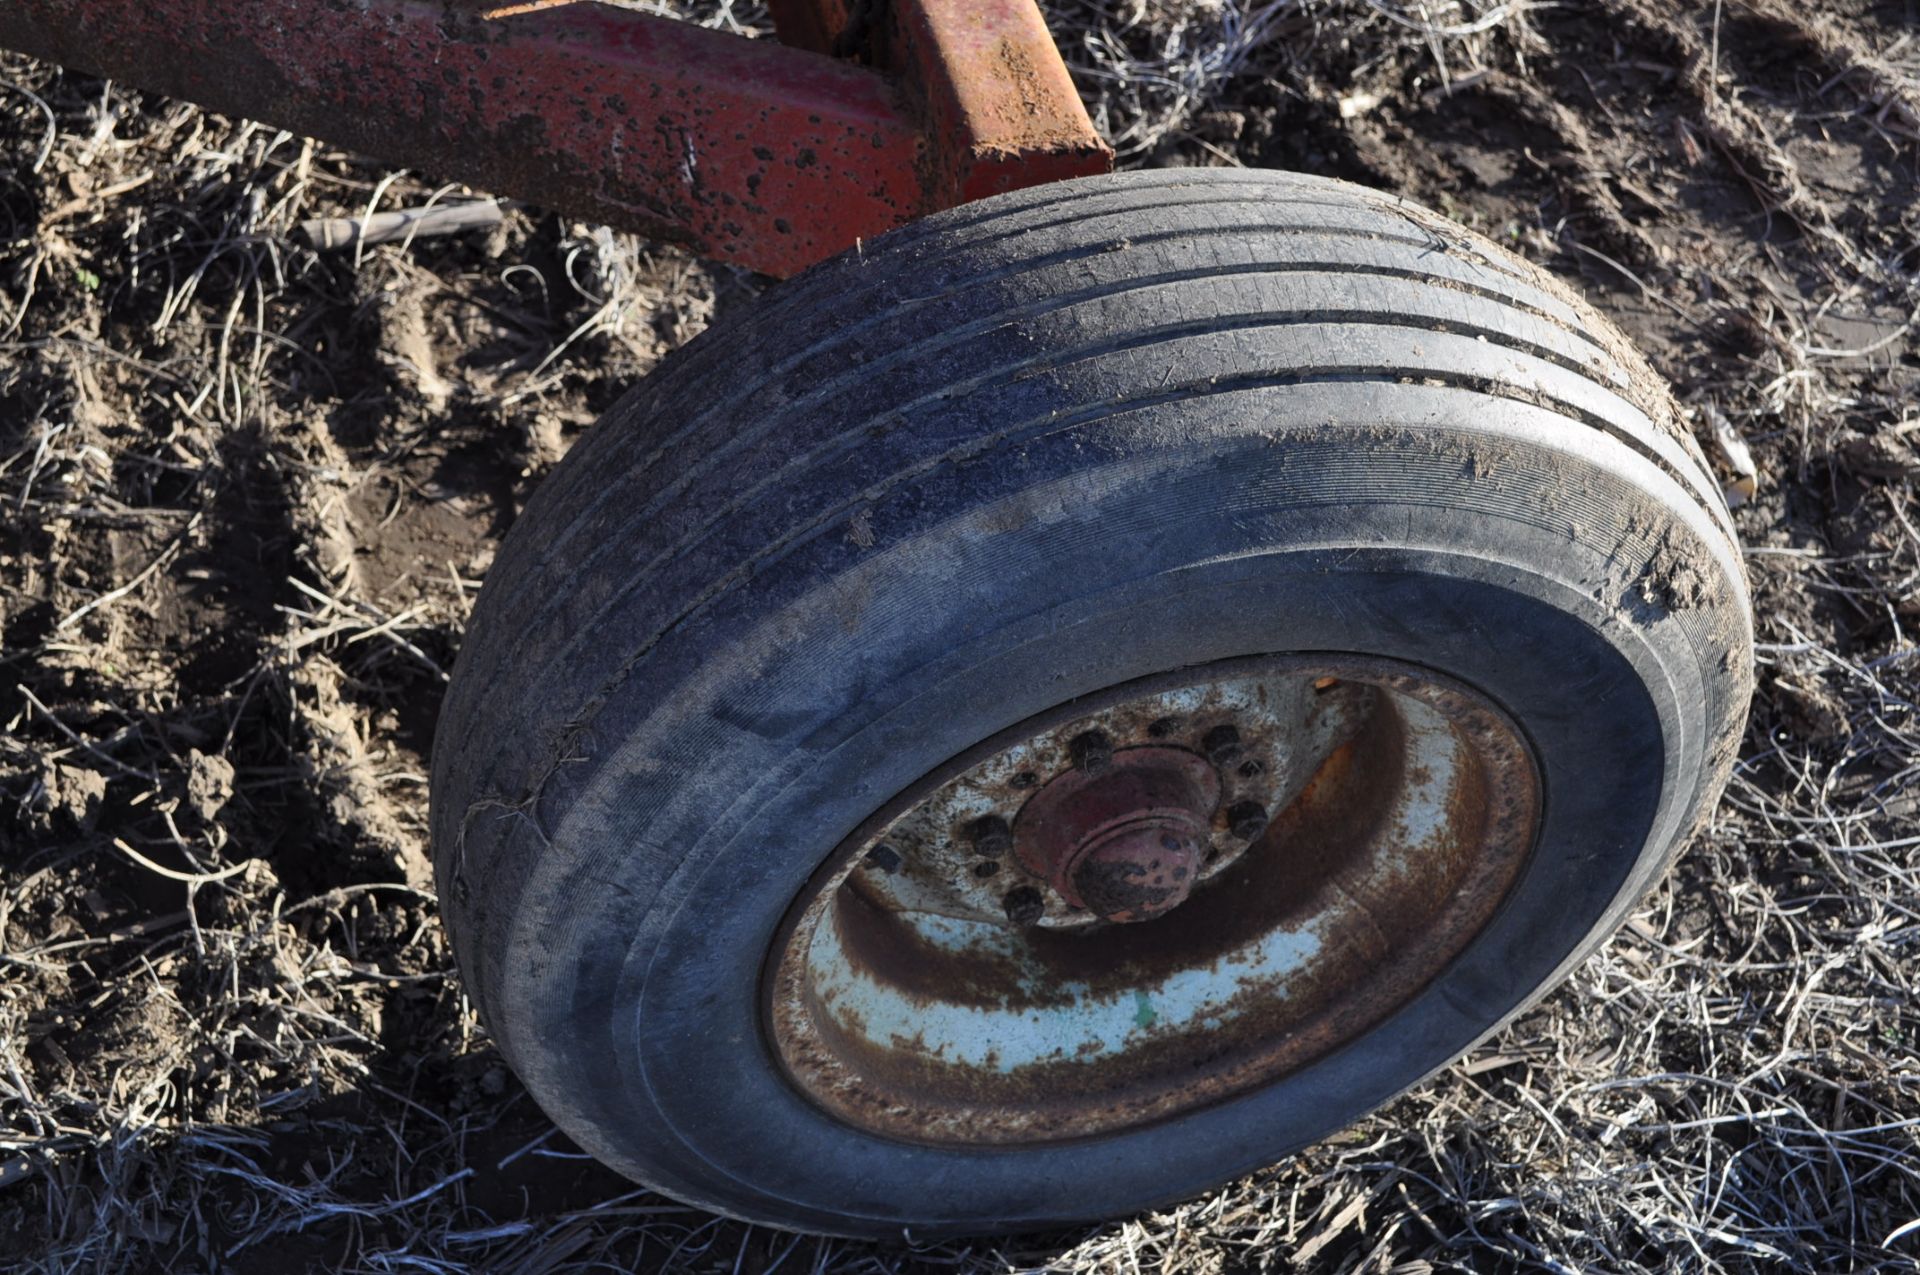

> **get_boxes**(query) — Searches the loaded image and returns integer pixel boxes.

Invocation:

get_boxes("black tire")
[431,169,1751,1237]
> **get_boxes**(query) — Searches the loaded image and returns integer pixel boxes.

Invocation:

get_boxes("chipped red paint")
[769,0,1118,203]
[1013,747,1221,923]
[891,0,1119,204]
[0,0,1111,277]
[0,0,917,276]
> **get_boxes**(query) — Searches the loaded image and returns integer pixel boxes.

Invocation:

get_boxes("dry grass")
[4,1,1920,1271]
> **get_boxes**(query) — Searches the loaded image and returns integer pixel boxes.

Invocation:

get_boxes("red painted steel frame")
[768,0,1114,202]
[0,0,1112,277]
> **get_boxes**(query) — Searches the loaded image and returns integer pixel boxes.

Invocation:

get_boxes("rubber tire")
[431,169,1751,1238]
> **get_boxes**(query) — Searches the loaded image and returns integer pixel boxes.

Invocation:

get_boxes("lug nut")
[968,814,1013,857]
[973,860,1000,878]
[1203,724,1242,764]
[1147,716,1178,738]
[1069,730,1114,774]
[1228,800,1268,840]
[1003,886,1046,926]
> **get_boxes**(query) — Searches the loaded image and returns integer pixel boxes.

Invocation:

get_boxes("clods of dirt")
[1836,428,1920,482]
[3,0,1919,1270]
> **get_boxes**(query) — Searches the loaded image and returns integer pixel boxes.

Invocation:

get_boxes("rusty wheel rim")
[765,654,1541,1146]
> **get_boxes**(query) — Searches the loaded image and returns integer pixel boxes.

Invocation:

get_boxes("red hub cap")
[1013,744,1222,923]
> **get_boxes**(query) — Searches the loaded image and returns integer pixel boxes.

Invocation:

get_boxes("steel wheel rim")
[765,654,1542,1146]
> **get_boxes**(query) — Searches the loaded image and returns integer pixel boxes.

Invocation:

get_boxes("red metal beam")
[0,0,922,276]
[770,0,1119,205]
[0,1,1111,277]
[891,0,1117,205]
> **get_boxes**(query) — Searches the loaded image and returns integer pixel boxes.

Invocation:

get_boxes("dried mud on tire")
[3,1,1918,1271]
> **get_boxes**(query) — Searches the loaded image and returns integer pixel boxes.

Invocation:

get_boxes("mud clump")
[1637,530,1716,613]
[1835,430,1920,483]
[23,760,108,833]
[184,749,236,823]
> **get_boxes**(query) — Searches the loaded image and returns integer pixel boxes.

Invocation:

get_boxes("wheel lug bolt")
[1147,716,1178,738]
[1203,724,1242,764]
[972,860,1000,878]
[1069,730,1113,774]
[1003,886,1046,926]
[1228,800,1268,840]
[968,814,1013,857]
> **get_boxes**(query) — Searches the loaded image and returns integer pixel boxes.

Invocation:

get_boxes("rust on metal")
[1013,747,1220,923]
[767,0,1118,208]
[888,0,1117,203]
[0,0,1112,277]
[788,668,1354,934]
[0,0,921,277]
[766,655,1542,1145]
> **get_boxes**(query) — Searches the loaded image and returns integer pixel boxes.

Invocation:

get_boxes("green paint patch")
[1133,990,1157,1029]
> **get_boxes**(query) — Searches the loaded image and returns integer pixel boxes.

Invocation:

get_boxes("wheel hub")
[765,654,1541,1146]
[1013,743,1220,923]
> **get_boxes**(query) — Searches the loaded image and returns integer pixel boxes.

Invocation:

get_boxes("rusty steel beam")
[891,0,1117,205]
[771,0,1119,205]
[0,0,1111,277]
[0,0,921,276]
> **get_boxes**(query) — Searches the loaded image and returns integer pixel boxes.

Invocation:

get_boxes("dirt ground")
[3,1,1918,1271]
